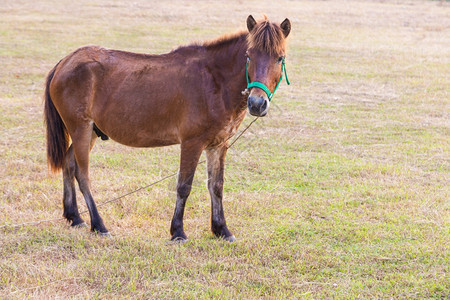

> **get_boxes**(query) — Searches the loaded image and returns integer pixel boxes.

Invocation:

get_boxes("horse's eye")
[277,56,284,63]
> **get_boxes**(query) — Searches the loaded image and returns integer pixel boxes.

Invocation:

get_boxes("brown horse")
[44,15,291,241]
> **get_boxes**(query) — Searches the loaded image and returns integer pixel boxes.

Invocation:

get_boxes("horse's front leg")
[170,140,204,241]
[206,146,235,242]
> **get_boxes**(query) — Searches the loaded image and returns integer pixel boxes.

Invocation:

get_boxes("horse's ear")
[280,18,291,38]
[247,15,257,32]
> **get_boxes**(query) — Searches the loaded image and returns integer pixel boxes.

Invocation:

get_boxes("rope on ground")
[0,117,259,229]
[0,217,65,229]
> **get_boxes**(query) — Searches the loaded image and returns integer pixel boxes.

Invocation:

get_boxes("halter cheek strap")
[245,57,290,101]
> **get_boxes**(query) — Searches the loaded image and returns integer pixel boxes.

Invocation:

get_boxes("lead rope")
[0,117,260,229]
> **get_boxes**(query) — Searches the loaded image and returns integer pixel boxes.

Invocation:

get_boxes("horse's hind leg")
[71,124,109,235]
[62,145,86,227]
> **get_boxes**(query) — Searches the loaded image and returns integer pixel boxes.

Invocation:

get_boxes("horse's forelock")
[247,20,286,56]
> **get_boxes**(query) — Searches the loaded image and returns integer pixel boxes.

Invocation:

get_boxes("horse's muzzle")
[247,95,269,117]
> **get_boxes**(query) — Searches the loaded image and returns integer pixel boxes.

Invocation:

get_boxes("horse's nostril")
[248,96,268,116]
[260,100,267,112]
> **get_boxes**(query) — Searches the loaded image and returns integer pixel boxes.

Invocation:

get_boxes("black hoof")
[91,226,111,237]
[170,230,187,242]
[212,225,234,242]
[90,218,108,235]
[72,222,87,228]
[98,231,112,238]
[66,215,85,227]
[222,235,236,242]
[170,236,188,244]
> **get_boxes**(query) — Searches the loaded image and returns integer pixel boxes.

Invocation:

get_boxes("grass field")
[0,0,449,298]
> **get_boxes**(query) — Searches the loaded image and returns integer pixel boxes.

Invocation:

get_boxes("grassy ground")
[0,0,449,298]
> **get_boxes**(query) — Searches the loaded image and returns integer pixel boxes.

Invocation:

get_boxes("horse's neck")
[206,39,248,112]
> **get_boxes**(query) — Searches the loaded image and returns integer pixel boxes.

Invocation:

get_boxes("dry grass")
[0,0,449,298]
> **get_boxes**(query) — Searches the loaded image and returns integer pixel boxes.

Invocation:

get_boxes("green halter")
[245,57,290,101]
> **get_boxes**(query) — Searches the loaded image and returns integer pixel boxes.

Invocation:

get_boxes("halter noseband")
[244,56,290,101]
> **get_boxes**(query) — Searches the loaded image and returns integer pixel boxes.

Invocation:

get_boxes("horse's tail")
[44,61,69,173]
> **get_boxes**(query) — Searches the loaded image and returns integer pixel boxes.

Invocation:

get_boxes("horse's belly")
[108,133,180,148]
[94,113,181,148]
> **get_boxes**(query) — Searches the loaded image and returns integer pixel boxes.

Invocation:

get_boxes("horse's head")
[245,15,291,117]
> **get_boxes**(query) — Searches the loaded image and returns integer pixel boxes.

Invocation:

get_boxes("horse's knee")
[209,180,223,198]
[177,182,192,199]
[63,147,76,174]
